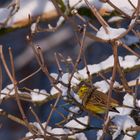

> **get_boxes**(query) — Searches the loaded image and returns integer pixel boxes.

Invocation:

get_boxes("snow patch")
[96,26,126,40]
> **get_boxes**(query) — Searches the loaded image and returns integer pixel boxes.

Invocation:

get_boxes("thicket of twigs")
[0,0,140,140]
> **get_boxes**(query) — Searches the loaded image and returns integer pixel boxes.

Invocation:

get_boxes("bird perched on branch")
[74,81,119,114]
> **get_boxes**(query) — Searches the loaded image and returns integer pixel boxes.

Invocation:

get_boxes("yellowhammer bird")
[75,81,119,114]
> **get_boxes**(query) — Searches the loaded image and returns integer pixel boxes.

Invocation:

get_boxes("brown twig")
[107,0,131,18]
[71,9,98,32]
[0,109,27,127]
[54,53,64,75]
[121,41,140,59]
[8,47,35,134]
[84,0,109,33]
[100,42,118,140]
[0,46,14,83]
[30,107,47,137]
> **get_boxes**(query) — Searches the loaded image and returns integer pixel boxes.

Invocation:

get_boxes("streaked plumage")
[77,84,119,114]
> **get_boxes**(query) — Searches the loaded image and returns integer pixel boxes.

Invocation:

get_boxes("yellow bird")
[75,82,119,114]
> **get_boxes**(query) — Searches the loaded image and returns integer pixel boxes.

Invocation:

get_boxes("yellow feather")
[77,85,119,114]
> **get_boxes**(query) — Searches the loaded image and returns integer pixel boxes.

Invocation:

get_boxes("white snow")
[49,127,87,140]
[50,83,68,96]
[97,130,103,140]
[61,73,70,84]
[65,116,88,129]
[71,72,83,86]
[31,23,37,33]
[78,68,88,79]
[109,0,138,16]
[49,128,70,135]
[1,85,51,102]
[1,84,21,99]
[49,54,140,98]
[30,89,49,102]
[123,93,134,107]
[0,8,11,24]
[120,55,138,69]
[50,73,59,80]
[122,35,139,46]
[123,135,135,140]
[107,93,136,139]
[100,55,114,69]
[76,55,140,78]
[136,99,140,108]
[26,132,44,140]
[130,18,137,26]
[108,16,123,23]
[69,133,88,140]
[26,122,49,139]
[122,116,136,137]
[49,125,87,140]
[26,121,87,140]
[73,93,82,103]
[6,0,55,27]
[96,26,126,40]
[56,16,65,27]
[1,84,15,95]
[68,106,80,114]
[94,80,120,93]
[116,94,134,115]
[111,115,136,139]
[0,0,138,27]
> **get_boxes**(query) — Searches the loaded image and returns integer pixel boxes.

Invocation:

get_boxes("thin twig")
[84,0,109,33]
[121,42,140,58]
[30,107,47,137]
[8,48,35,134]
[0,46,14,83]
[100,42,118,140]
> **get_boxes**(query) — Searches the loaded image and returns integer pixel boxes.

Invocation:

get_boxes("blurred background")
[0,0,140,140]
